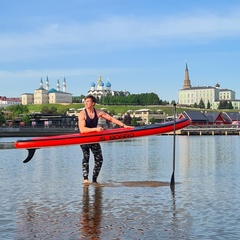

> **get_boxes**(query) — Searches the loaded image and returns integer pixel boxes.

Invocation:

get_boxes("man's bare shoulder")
[78,110,86,119]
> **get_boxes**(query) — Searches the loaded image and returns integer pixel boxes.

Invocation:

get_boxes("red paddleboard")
[1,118,190,163]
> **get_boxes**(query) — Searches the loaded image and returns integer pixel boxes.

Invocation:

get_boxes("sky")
[1,0,240,102]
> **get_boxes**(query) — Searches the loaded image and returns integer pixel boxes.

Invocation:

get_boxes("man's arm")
[98,111,133,128]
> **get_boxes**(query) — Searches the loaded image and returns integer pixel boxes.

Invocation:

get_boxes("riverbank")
[1,125,240,137]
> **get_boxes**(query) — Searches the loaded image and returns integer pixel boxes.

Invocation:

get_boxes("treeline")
[218,100,233,109]
[0,105,30,125]
[96,93,169,105]
[192,99,234,110]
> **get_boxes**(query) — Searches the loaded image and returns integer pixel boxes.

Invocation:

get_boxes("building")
[179,110,233,125]
[178,64,239,109]
[0,96,21,107]
[22,77,72,105]
[87,75,130,99]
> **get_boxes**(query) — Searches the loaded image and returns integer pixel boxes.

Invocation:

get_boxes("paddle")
[170,104,177,189]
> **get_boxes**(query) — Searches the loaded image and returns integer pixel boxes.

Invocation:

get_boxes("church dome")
[91,82,95,87]
[106,81,111,87]
[99,81,104,86]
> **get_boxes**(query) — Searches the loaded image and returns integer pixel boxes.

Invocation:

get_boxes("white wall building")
[178,64,237,109]
[0,96,21,107]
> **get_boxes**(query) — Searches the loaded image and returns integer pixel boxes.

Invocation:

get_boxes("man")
[78,95,132,184]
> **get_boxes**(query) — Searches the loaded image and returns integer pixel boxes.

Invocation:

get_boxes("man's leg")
[80,145,90,183]
[89,143,103,182]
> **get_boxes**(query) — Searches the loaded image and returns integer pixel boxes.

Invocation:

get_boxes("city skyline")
[1,0,240,102]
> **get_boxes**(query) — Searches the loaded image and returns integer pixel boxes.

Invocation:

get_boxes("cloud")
[1,9,240,62]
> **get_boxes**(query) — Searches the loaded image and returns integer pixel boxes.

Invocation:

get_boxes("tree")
[207,100,211,109]
[150,117,156,124]
[218,100,228,109]
[227,101,233,109]
[0,112,5,125]
[199,99,205,109]
[131,116,138,126]
[22,114,30,125]
[41,106,58,114]
[72,95,85,103]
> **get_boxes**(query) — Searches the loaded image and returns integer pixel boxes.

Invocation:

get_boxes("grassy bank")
[27,103,186,116]
[27,103,237,116]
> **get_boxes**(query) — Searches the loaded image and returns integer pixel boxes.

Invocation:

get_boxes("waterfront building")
[22,77,72,105]
[178,64,238,109]
[127,109,166,125]
[179,110,234,125]
[0,96,21,107]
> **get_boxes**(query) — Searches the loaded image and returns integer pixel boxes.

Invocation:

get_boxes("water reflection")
[80,185,102,239]
[2,136,240,239]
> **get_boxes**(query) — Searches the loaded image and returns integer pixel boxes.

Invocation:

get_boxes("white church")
[87,75,130,99]
[21,77,72,105]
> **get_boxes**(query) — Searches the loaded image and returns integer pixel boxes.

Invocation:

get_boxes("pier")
[180,125,240,136]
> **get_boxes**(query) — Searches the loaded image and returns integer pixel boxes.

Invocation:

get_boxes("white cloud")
[1,10,240,62]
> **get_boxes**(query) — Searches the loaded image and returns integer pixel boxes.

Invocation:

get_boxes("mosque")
[21,77,72,105]
[87,75,130,99]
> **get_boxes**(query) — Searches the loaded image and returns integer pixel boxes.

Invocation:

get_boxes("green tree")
[199,98,205,109]
[72,95,85,103]
[150,117,156,124]
[22,114,30,125]
[131,116,138,126]
[218,100,228,109]
[227,101,233,109]
[0,112,5,125]
[207,100,211,109]
[5,104,29,120]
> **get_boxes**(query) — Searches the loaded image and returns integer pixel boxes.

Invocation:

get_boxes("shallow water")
[1,135,240,239]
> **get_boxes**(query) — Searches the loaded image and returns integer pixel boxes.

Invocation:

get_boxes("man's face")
[84,98,94,108]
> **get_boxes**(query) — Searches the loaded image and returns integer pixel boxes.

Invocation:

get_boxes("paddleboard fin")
[23,149,37,163]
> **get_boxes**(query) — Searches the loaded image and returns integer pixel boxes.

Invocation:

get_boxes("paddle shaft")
[170,104,177,186]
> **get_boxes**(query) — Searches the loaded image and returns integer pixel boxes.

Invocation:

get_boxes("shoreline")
[1,126,240,138]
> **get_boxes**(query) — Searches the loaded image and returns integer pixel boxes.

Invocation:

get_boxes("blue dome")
[106,81,111,87]
[91,82,95,87]
[48,88,57,93]
[99,81,104,86]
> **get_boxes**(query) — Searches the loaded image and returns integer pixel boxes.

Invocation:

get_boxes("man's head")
[84,95,96,106]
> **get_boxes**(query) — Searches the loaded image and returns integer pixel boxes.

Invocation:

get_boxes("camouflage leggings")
[80,143,103,182]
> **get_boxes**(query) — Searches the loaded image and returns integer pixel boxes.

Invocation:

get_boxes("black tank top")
[84,108,98,128]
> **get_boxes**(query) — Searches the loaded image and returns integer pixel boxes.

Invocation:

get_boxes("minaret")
[40,78,43,88]
[46,76,49,90]
[63,78,66,92]
[183,63,191,89]
[57,79,60,91]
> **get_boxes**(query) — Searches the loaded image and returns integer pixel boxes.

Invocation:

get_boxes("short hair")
[84,95,96,103]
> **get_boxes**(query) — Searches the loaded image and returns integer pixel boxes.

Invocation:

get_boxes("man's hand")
[96,127,104,132]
